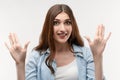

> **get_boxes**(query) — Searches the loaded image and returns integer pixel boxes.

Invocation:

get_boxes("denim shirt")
[25,44,95,80]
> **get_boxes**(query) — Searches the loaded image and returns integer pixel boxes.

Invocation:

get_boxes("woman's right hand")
[5,33,30,64]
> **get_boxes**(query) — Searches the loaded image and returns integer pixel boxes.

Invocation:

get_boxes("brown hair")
[35,4,84,74]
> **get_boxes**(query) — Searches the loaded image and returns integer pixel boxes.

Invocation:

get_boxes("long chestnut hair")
[35,4,84,74]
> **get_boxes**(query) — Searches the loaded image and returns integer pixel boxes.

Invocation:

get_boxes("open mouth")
[57,32,68,38]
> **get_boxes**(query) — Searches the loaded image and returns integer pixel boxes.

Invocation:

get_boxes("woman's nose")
[60,23,65,31]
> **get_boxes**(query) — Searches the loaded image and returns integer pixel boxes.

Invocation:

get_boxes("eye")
[64,20,72,25]
[53,21,60,26]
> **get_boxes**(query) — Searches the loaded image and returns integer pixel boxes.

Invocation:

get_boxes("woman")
[6,4,111,80]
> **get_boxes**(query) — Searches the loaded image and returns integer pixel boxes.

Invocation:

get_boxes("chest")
[55,58,79,80]
[39,56,87,80]
[55,52,75,67]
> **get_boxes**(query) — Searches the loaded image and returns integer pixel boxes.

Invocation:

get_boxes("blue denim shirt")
[25,44,95,80]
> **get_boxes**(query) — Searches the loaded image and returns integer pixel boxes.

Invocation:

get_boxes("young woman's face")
[53,12,72,44]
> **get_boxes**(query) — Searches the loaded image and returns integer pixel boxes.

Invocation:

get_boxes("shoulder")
[27,49,49,61]
[73,44,92,54]
[29,50,40,58]
[26,50,43,63]
[73,44,93,61]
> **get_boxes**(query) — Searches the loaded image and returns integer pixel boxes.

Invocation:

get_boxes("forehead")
[55,12,70,20]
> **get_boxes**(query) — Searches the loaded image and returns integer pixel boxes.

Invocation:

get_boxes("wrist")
[93,55,103,64]
[94,55,103,80]
[16,62,25,68]
[93,52,103,60]
[16,62,25,80]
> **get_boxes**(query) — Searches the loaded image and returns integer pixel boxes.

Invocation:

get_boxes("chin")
[56,40,68,44]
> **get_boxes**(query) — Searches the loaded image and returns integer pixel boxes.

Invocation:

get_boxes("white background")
[0,0,119,80]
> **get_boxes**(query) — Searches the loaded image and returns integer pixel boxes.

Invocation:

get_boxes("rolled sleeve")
[85,47,95,80]
[25,51,39,80]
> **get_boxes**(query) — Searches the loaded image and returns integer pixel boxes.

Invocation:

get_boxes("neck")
[55,43,70,53]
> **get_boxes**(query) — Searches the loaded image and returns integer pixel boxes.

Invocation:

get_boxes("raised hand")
[85,24,111,80]
[5,33,30,64]
[85,24,111,58]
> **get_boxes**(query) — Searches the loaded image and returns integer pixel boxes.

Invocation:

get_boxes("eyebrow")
[54,19,71,21]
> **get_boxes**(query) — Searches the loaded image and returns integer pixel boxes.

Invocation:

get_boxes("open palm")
[85,24,111,57]
[5,33,29,64]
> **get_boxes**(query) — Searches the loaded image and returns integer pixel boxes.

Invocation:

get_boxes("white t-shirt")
[55,58,79,80]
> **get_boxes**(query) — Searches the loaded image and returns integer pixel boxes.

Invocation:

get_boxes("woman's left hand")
[85,24,111,58]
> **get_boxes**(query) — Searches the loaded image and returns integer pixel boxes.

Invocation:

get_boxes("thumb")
[84,36,91,43]
[24,41,30,50]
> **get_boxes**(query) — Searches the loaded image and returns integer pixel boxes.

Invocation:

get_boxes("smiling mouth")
[57,32,67,36]
[57,32,68,38]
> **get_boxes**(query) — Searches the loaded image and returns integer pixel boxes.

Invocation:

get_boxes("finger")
[98,24,102,36]
[105,32,111,43]
[5,42,10,50]
[5,42,17,62]
[9,33,17,45]
[84,36,91,43]
[5,42,13,54]
[95,25,100,37]
[24,41,30,50]
[99,24,105,38]
[13,33,19,43]
[9,33,14,45]
[11,33,19,44]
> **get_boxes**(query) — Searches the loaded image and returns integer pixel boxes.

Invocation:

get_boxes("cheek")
[68,26,72,33]
[53,27,58,38]
[53,27,57,35]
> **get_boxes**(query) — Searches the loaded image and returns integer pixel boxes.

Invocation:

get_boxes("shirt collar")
[42,44,84,57]
[72,44,83,57]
